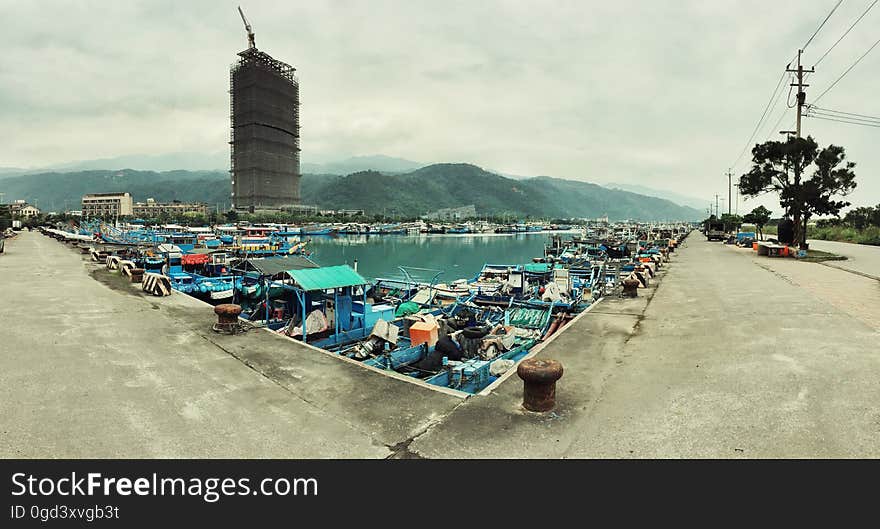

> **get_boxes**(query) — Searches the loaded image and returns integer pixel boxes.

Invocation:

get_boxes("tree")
[742,205,772,240]
[739,136,856,248]
[719,213,742,233]
[843,206,874,230]
[800,145,856,246]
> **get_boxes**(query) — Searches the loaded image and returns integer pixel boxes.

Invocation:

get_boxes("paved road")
[4,231,879,458]
[413,237,880,458]
[0,232,390,458]
[806,239,880,280]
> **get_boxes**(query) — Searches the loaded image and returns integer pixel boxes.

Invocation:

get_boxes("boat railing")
[396,266,444,303]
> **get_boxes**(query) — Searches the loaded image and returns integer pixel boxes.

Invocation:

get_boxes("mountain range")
[603,182,707,211]
[0,163,702,220]
[0,154,425,177]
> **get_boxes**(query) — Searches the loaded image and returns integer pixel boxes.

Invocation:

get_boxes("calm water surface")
[304,233,572,282]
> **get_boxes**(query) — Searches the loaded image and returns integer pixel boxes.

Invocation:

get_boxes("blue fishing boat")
[299,225,338,236]
[446,224,471,234]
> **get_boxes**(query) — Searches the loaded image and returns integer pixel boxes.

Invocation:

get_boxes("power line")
[813,0,879,67]
[765,108,796,142]
[803,0,845,50]
[808,104,880,121]
[730,69,789,169]
[814,36,880,102]
[808,111,880,124]
[765,93,796,141]
[805,114,880,127]
[806,108,880,124]
[729,0,845,171]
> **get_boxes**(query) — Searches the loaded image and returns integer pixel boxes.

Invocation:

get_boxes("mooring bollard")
[129,268,145,283]
[213,304,243,333]
[622,277,640,297]
[517,358,564,412]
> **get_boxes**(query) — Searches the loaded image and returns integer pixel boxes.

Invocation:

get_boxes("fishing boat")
[299,225,338,236]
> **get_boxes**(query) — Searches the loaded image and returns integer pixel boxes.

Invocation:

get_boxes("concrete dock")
[2,231,879,458]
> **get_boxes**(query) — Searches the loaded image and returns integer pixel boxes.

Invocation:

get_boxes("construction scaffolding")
[229,47,301,211]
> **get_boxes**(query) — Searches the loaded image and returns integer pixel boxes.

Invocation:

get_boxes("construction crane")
[237,6,256,49]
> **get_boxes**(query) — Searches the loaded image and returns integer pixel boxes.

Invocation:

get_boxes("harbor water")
[304,232,568,281]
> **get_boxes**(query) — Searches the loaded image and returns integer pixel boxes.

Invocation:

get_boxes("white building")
[9,200,41,218]
[423,204,477,221]
[81,192,133,218]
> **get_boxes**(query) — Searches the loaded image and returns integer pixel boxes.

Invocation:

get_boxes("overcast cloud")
[1,0,877,211]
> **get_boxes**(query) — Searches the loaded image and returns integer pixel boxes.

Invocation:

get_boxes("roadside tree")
[742,205,772,240]
[739,136,856,248]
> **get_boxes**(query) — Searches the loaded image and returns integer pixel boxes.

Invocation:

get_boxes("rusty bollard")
[129,268,145,283]
[517,358,564,412]
[213,304,243,333]
[622,277,640,297]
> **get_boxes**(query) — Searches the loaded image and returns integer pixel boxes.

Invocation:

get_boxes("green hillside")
[300,164,702,220]
[0,169,232,211]
[0,164,702,220]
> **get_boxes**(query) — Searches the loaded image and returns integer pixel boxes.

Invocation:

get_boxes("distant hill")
[301,155,425,175]
[603,182,707,211]
[1,153,423,178]
[28,152,229,174]
[301,164,701,220]
[0,169,233,211]
[0,164,702,220]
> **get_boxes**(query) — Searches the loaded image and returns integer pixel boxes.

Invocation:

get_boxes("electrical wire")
[808,111,880,124]
[763,76,795,140]
[808,105,880,121]
[813,0,878,66]
[803,0,845,50]
[729,0,845,172]
[765,107,795,141]
[806,108,880,124]
[730,69,790,169]
[804,114,880,127]
[814,36,880,102]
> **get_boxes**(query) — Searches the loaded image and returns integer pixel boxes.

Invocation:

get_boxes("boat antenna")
[237,6,256,49]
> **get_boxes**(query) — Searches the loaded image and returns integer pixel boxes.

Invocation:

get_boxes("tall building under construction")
[229,9,300,211]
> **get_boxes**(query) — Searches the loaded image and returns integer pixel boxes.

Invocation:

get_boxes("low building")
[319,209,365,217]
[282,204,320,215]
[9,201,41,218]
[81,192,134,218]
[423,204,477,221]
[17,205,41,218]
[132,198,209,217]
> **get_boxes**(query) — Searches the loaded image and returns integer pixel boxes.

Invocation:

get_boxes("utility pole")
[786,49,814,248]
[714,194,720,217]
[727,169,733,216]
[787,49,814,138]
[735,184,739,216]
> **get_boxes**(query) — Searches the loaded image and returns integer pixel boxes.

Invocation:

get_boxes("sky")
[1,0,878,213]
